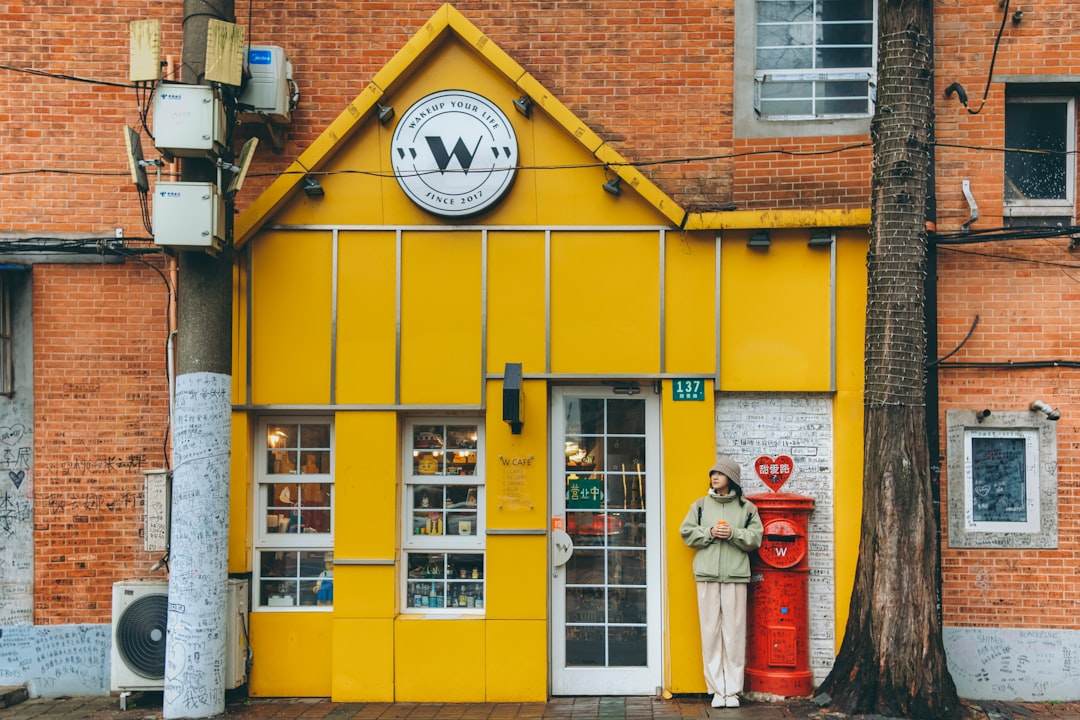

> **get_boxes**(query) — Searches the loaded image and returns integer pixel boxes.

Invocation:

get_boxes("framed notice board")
[963,428,1040,534]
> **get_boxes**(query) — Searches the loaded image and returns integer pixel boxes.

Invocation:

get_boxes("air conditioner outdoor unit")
[111,580,168,692]
[238,45,293,124]
[111,579,250,692]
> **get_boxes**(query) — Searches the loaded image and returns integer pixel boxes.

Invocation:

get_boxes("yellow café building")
[228,4,868,701]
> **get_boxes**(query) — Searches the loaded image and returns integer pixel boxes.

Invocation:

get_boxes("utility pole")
[164,1,236,717]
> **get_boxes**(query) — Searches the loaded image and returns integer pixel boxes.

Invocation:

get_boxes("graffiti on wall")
[0,420,33,626]
[0,624,110,696]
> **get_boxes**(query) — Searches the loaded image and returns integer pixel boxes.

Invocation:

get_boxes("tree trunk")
[815,1,965,717]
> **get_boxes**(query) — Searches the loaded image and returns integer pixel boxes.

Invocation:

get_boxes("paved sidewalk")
[2,694,1079,720]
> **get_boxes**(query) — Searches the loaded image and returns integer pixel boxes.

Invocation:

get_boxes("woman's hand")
[710,521,732,539]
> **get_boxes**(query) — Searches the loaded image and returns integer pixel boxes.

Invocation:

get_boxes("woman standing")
[679,456,764,708]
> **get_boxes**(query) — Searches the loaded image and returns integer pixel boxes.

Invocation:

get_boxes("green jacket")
[679,491,764,583]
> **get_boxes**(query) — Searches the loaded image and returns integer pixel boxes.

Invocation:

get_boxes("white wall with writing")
[0,624,109,696]
[945,627,1080,701]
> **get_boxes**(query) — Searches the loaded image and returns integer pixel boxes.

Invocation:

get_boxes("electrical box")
[152,84,227,159]
[238,45,293,124]
[152,181,225,253]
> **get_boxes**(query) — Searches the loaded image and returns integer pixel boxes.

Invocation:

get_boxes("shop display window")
[403,419,484,613]
[255,418,334,609]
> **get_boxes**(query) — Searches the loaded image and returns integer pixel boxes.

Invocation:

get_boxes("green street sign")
[672,379,705,401]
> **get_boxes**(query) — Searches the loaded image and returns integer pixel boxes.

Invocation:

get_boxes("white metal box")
[151,181,225,253]
[238,45,292,124]
[152,84,227,159]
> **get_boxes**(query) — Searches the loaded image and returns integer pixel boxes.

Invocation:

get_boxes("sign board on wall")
[390,90,519,218]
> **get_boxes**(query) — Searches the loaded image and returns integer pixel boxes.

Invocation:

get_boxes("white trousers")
[696,581,747,697]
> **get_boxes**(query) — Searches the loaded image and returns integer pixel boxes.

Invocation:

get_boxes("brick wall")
[936,242,1080,633]
[32,261,171,624]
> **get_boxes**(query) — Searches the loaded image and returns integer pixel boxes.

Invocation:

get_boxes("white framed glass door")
[550,387,662,695]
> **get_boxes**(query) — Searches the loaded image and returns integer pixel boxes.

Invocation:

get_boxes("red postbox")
[745,463,815,697]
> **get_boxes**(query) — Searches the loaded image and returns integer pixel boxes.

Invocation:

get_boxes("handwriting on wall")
[945,627,1080,701]
[498,455,533,510]
[0,415,33,626]
[163,372,231,716]
[0,624,110,696]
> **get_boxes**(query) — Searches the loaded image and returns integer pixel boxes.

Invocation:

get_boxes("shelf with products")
[411,484,479,537]
[405,552,485,610]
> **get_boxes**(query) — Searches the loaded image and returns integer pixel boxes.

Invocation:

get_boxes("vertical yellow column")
[331,410,399,701]
[663,379,719,694]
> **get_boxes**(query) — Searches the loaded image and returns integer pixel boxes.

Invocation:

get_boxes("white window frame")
[254,417,335,610]
[401,418,486,615]
[1003,95,1076,218]
[753,0,877,121]
[962,427,1040,534]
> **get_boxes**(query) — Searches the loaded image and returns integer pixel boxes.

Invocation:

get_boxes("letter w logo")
[426,136,482,173]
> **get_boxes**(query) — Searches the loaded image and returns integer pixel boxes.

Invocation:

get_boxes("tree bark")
[815,1,965,717]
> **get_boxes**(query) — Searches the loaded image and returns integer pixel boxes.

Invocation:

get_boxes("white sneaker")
[724,695,740,708]
[710,693,725,708]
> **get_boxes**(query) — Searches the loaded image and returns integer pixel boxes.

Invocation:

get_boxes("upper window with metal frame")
[754,0,876,120]
[1004,95,1076,219]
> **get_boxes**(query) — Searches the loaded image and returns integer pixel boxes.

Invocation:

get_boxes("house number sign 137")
[672,379,705,401]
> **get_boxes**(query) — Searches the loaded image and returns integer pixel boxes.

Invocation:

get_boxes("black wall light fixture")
[503,362,525,434]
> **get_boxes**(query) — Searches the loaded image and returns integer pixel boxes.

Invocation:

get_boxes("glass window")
[754,0,876,119]
[1004,96,1076,217]
[403,420,485,613]
[255,419,334,609]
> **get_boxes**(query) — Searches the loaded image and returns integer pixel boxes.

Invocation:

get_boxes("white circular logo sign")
[391,90,519,218]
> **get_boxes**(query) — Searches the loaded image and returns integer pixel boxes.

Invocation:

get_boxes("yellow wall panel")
[660,380,720,693]
[229,412,252,574]
[248,612,333,696]
[334,412,399,562]
[334,565,397,619]
[395,618,486,700]
[400,232,482,405]
[665,231,718,374]
[336,231,398,404]
[485,536,547,620]
[485,379,548,531]
[486,232,546,372]
[251,231,333,403]
[550,232,661,374]
[720,231,832,391]
[332,618,395,701]
[485,620,548,701]
[831,231,869,649]
[233,254,249,404]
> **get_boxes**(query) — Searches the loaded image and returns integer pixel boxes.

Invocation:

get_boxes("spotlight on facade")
[513,95,532,118]
[748,230,771,249]
[303,176,324,197]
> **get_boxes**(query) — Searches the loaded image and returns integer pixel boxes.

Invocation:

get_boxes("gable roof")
[235,4,868,247]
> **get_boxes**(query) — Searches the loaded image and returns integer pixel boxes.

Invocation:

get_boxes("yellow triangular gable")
[234,3,868,245]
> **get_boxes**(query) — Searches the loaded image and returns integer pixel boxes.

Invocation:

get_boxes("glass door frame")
[549,385,663,695]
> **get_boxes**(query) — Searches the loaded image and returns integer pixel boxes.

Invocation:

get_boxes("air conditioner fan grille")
[116,593,168,679]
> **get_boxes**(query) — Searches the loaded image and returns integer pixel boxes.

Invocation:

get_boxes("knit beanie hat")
[709,456,742,486]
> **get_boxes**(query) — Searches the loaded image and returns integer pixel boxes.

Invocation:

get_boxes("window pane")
[819,23,874,48]
[1005,101,1069,201]
[757,0,812,23]
[406,552,484,609]
[259,550,325,607]
[820,0,873,22]
[757,47,813,70]
[817,45,872,69]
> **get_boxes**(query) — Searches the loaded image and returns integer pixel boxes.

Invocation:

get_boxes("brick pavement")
[1,694,1079,720]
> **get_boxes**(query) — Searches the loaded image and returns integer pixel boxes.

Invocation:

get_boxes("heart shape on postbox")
[754,455,794,492]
